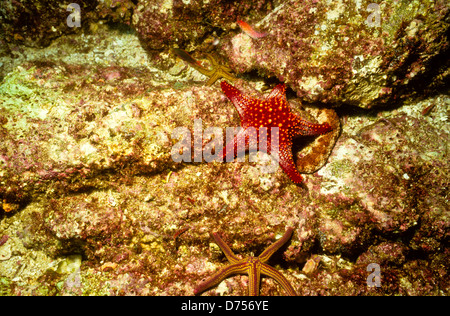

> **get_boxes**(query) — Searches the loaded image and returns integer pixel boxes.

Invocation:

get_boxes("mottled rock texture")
[0,0,134,47]
[131,0,449,108]
[221,0,449,108]
[2,1,448,107]
[0,0,448,296]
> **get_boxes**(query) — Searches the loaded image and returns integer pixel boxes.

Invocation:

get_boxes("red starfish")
[220,81,332,184]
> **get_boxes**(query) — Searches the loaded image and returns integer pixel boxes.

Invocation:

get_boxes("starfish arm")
[191,63,214,77]
[205,72,221,86]
[212,232,240,263]
[205,53,219,68]
[266,83,287,101]
[277,141,304,184]
[187,54,236,86]
[194,261,249,295]
[260,263,297,296]
[221,81,255,119]
[297,119,333,136]
[248,259,261,296]
[218,69,237,82]
[205,69,236,86]
[258,227,294,262]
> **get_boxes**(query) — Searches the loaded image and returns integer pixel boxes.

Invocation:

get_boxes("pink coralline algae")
[220,0,449,108]
[0,235,9,246]
[132,0,273,65]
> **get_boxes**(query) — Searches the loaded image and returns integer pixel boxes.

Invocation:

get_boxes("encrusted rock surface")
[221,0,449,108]
[0,1,448,296]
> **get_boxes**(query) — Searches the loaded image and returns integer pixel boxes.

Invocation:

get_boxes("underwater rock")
[0,1,92,47]
[4,0,447,109]
[132,0,449,108]
[303,108,448,266]
[132,0,272,64]
[0,62,175,206]
[0,0,135,48]
[55,254,82,275]
[221,0,449,108]
[0,242,12,261]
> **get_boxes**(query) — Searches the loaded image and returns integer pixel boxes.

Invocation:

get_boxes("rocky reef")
[0,0,448,296]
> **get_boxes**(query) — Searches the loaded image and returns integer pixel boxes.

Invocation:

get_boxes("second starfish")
[194,227,297,296]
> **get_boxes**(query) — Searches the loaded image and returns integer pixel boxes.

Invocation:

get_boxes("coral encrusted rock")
[220,0,449,108]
